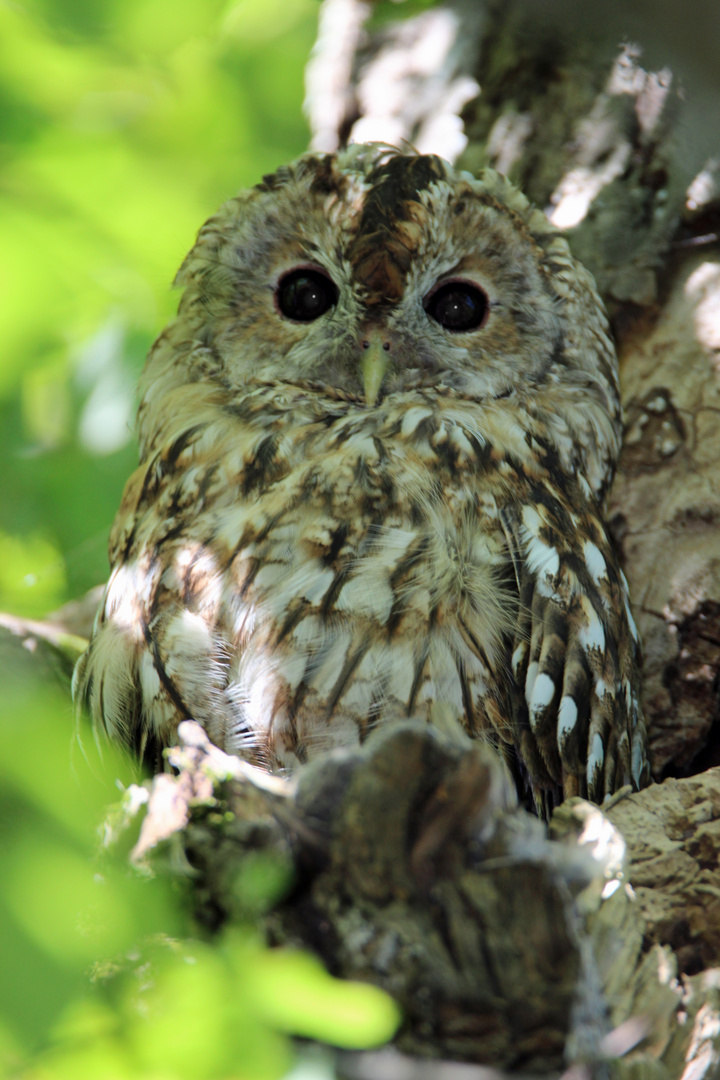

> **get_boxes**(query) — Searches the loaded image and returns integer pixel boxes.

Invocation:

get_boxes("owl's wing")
[498,477,649,809]
[72,430,236,771]
[72,562,186,772]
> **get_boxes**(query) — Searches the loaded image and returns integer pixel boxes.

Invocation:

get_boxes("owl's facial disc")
[272,256,493,402]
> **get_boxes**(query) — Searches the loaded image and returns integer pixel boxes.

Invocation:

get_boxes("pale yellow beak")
[361,335,390,406]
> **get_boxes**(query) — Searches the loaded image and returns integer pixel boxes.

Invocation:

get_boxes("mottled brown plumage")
[74,144,649,812]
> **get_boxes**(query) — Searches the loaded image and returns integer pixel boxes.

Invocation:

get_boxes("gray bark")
[124,719,720,1079]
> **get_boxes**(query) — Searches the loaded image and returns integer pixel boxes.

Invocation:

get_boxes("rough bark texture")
[124,719,720,1079]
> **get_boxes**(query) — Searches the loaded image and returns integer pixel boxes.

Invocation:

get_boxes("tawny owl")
[73,144,649,813]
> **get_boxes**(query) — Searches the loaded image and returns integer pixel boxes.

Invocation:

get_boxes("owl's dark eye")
[425,281,488,332]
[276,268,338,322]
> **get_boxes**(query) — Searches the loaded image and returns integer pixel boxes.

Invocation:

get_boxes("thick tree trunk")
[129,720,720,1079]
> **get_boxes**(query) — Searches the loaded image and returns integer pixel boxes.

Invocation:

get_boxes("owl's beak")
[360,332,390,406]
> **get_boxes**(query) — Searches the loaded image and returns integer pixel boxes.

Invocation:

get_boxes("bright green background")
[0,0,318,618]
[0,3,401,1077]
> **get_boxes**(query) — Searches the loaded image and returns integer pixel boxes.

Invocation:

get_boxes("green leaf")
[249,948,401,1049]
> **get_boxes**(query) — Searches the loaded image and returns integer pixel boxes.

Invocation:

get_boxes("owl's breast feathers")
[76,382,646,809]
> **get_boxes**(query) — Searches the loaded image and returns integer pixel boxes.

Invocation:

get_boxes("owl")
[73,144,649,814]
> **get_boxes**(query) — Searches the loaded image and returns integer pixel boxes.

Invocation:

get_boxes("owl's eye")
[425,281,488,332]
[276,268,338,322]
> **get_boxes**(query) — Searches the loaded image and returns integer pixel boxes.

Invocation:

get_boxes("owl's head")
[144,144,621,497]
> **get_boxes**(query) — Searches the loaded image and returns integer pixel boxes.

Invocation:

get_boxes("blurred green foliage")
[0,0,318,615]
[0,4,402,1076]
[0,687,400,1079]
